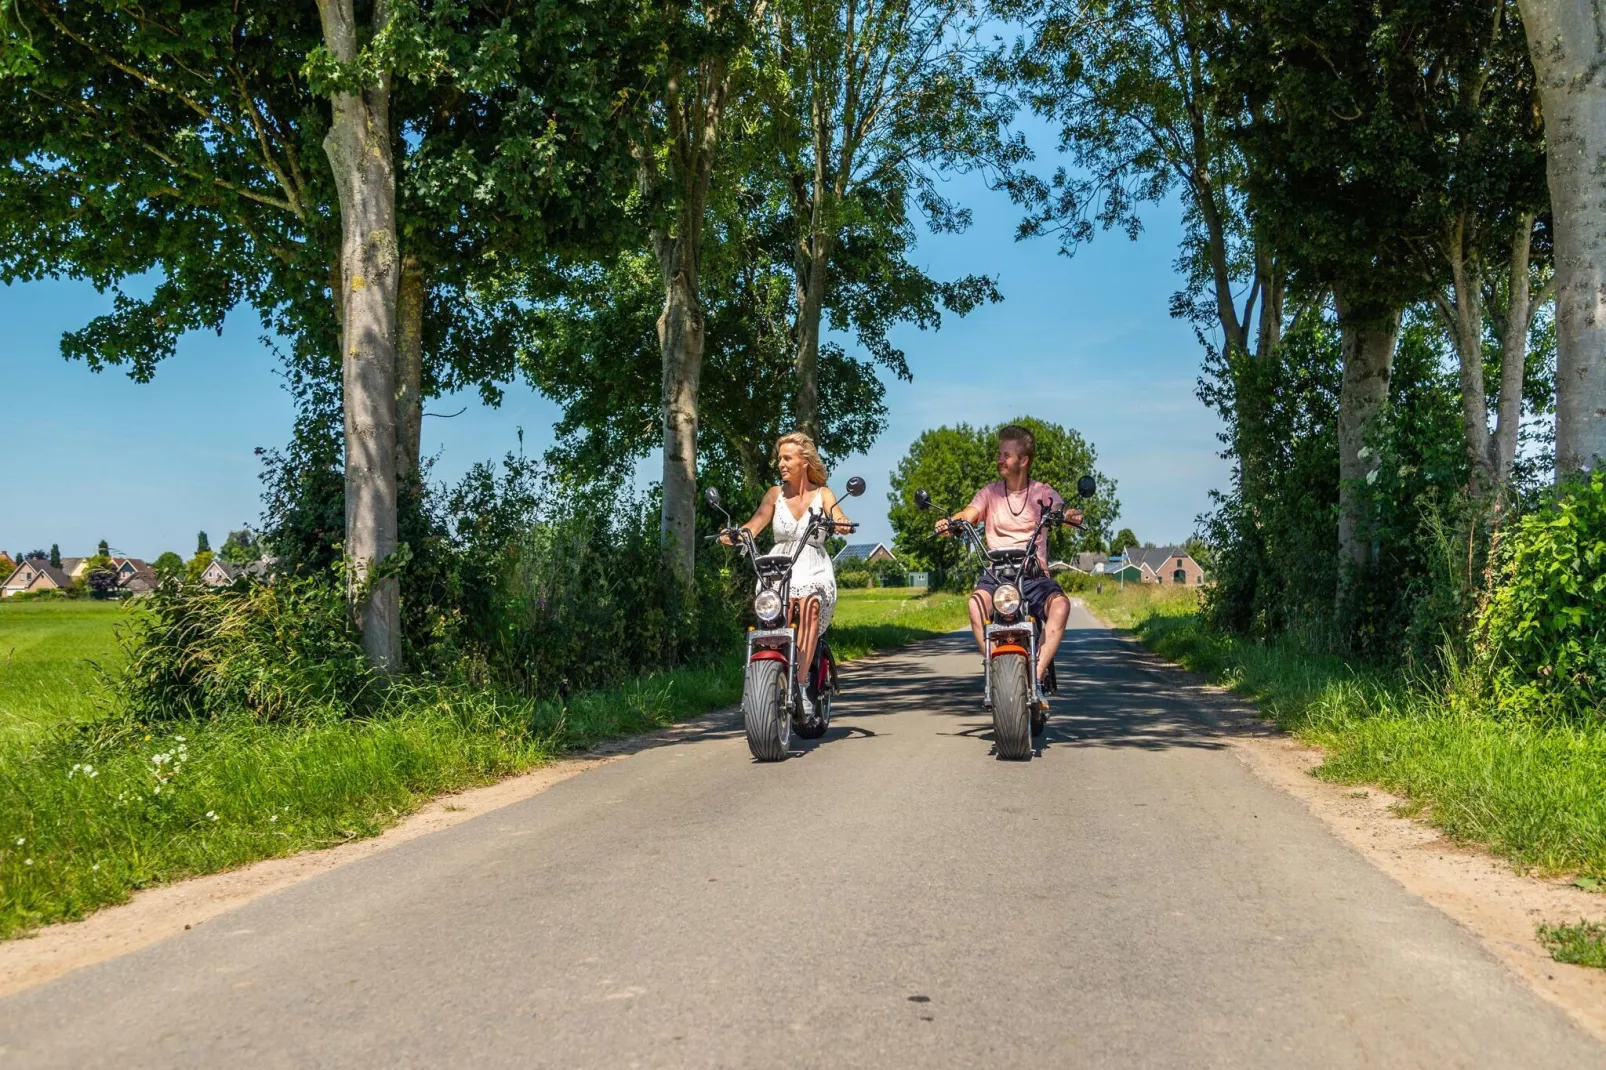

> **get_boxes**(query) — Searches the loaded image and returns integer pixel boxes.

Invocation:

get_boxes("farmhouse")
[1126,546,1206,586]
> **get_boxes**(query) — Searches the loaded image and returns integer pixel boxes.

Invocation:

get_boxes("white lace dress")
[770,488,838,633]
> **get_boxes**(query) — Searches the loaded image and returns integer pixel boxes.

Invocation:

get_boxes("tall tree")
[1514,0,1606,475]
[630,0,768,585]
[1003,0,1279,363]
[1217,0,1437,585]
[1001,0,1286,538]
[763,0,1023,440]
[1,1,650,666]
[310,0,404,670]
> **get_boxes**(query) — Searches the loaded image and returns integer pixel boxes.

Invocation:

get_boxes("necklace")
[1004,482,1030,517]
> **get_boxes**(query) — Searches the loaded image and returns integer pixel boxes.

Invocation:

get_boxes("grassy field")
[829,586,968,659]
[0,601,126,742]
[0,587,965,938]
[1080,585,1606,887]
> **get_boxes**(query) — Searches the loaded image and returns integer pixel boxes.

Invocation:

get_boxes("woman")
[722,432,853,719]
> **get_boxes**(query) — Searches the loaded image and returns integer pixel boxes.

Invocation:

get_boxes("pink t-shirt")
[968,480,1064,572]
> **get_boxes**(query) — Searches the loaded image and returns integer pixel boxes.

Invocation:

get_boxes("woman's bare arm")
[821,488,853,533]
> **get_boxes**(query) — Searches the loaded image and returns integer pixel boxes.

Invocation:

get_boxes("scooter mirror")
[913,489,932,511]
[704,486,722,509]
[1076,475,1097,499]
[845,476,866,497]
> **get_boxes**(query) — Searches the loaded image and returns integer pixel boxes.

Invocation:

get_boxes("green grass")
[1081,586,1606,893]
[0,588,963,939]
[829,586,969,660]
[0,601,126,741]
[1538,920,1606,969]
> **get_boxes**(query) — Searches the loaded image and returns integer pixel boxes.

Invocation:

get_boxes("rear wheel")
[991,653,1033,760]
[743,657,791,761]
[796,645,833,739]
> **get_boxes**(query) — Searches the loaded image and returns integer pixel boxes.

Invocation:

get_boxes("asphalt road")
[3,605,1603,1068]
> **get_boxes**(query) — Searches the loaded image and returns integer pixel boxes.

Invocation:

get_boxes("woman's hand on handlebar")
[833,519,858,534]
[717,526,743,546]
[1064,508,1085,529]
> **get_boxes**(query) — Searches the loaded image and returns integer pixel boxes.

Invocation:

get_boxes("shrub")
[1476,472,1606,721]
[836,565,870,589]
[117,571,373,723]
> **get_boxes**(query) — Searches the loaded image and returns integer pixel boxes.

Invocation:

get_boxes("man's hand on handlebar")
[934,517,954,538]
[1065,508,1085,529]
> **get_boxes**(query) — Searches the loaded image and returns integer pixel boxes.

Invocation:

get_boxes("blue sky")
[0,157,1227,561]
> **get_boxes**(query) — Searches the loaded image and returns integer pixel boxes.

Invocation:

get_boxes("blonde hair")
[775,431,828,489]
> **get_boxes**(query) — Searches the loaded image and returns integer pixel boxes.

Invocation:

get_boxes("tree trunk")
[1333,284,1401,583]
[1493,213,1536,487]
[658,251,704,588]
[1443,216,1495,496]
[1254,245,1283,358]
[396,255,425,485]
[793,233,829,443]
[1518,0,1606,476]
[317,0,401,673]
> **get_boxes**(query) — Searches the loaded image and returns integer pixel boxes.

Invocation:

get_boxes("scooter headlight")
[993,583,1022,619]
[753,588,784,624]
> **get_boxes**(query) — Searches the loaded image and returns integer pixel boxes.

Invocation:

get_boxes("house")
[1,554,158,598]
[832,542,898,566]
[199,558,272,587]
[1126,546,1206,586]
[2,558,75,597]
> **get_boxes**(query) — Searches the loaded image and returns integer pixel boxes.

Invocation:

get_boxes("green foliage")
[195,532,210,556]
[1476,472,1606,722]
[48,544,60,569]
[887,416,1118,578]
[80,553,119,600]
[1199,314,1342,641]
[837,565,870,589]
[152,552,185,581]
[183,550,215,586]
[1109,529,1138,556]
[218,529,260,567]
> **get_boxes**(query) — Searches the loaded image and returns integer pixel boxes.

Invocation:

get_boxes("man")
[934,425,1083,691]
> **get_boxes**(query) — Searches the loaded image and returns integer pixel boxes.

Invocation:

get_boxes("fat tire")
[743,657,790,761]
[796,644,834,739]
[991,653,1033,760]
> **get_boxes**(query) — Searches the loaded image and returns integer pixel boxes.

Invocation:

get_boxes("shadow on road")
[832,627,1229,754]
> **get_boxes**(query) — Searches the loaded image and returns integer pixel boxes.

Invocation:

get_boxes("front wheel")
[991,653,1033,760]
[743,657,791,761]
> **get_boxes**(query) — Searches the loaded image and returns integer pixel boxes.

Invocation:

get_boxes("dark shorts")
[974,573,1066,622]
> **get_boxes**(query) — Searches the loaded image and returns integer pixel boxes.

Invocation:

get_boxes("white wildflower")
[1365,469,1379,485]
[91,863,100,872]
[14,837,23,846]
[87,768,98,779]
[206,811,218,822]
[268,815,278,823]
[23,858,32,866]
[174,736,186,742]
[1358,446,1372,460]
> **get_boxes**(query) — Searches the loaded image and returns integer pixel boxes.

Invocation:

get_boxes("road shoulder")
[1077,600,1606,1045]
